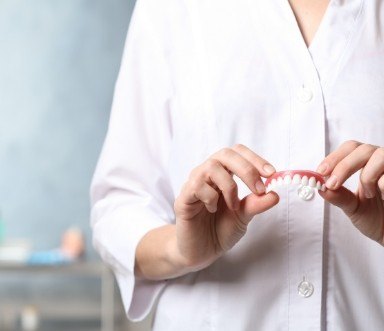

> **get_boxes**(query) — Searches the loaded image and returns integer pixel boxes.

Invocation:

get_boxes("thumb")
[318,186,359,217]
[239,191,280,222]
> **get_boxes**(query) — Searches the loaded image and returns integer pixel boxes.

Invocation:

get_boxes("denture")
[265,170,326,196]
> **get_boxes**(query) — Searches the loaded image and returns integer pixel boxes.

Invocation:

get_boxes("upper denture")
[264,170,326,193]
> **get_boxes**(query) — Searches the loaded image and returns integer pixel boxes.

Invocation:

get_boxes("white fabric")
[90,0,384,329]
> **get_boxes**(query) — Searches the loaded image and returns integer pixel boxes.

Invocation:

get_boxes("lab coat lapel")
[307,0,365,89]
[246,0,364,89]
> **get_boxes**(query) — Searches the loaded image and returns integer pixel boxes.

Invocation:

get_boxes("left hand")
[316,140,384,245]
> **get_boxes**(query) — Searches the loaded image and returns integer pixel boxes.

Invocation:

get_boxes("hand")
[173,144,279,273]
[317,140,384,245]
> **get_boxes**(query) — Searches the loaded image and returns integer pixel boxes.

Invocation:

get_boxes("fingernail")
[364,188,375,199]
[263,164,275,175]
[326,175,338,189]
[255,180,266,194]
[317,163,328,175]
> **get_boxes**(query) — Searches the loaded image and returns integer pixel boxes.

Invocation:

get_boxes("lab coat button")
[298,278,314,298]
[297,185,315,201]
[298,86,313,103]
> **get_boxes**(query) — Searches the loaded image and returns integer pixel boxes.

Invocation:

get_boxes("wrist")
[135,224,194,280]
[164,226,198,277]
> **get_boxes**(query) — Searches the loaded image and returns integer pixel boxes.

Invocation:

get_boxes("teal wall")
[0,0,134,255]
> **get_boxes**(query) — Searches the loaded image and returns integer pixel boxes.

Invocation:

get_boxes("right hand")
[173,144,279,273]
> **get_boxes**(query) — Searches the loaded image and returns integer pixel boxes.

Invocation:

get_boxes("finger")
[317,140,362,176]
[378,175,384,200]
[324,143,377,190]
[188,160,240,210]
[239,191,280,222]
[231,144,276,177]
[318,186,358,218]
[193,182,220,213]
[360,148,384,199]
[211,148,265,195]
[177,180,220,215]
[208,163,240,210]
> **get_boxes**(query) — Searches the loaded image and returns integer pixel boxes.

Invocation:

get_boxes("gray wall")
[0,0,134,254]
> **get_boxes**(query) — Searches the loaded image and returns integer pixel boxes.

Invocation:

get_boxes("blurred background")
[0,0,149,330]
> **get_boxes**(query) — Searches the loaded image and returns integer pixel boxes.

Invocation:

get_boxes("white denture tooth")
[316,181,322,190]
[292,174,301,185]
[309,177,317,188]
[284,175,292,185]
[277,177,284,186]
[271,178,277,186]
[321,184,327,192]
[266,184,272,193]
[301,176,309,186]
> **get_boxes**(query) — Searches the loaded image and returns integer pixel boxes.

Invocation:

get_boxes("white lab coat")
[91,0,384,330]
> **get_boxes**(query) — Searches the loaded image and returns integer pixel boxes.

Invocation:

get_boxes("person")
[90,0,384,330]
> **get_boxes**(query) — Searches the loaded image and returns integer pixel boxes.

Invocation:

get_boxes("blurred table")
[0,261,117,331]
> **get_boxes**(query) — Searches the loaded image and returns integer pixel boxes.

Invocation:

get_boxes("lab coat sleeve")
[90,0,175,321]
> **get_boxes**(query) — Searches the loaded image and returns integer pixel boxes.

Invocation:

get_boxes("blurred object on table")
[61,227,85,259]
[0,239,32,264]
[28,227,85,265]
[0,226,85,265]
